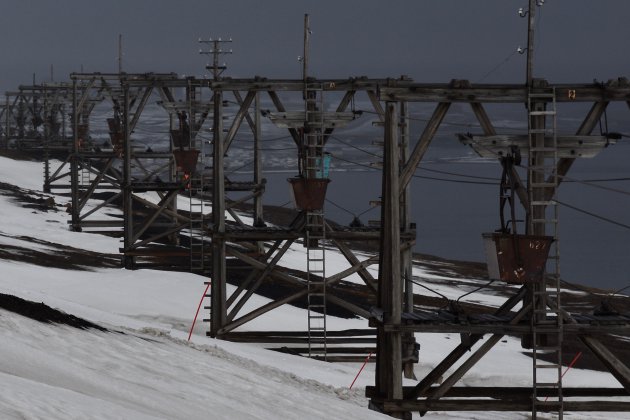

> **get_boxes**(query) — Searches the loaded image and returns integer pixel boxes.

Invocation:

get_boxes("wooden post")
[122,81,134,268]
[526,0,536,87]
[400,100,416,380]
[254,91,265,239]
[376,102,404,416]
[70,78,81,232]
[211,88,227,336]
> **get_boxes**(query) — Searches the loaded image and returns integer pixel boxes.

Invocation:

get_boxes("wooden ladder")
[528,89,563,419]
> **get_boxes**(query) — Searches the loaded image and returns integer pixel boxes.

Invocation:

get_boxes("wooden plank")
[459,134,611,158]
[369,386,629,399]
[267,111,355,129]
[379,82,630,103]
[381,399,630,412]
[406,286,527,399]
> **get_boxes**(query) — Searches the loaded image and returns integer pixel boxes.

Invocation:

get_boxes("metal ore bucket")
[288,177,330,211]
[173,149,199,174]
[482,232,554,284]
[170,129,190,149]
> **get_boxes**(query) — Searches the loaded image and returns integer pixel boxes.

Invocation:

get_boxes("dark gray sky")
[1,0,629,91]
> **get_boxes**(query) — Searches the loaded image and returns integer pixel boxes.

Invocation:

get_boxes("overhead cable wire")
[476,49,519,83]
[330,154,498,185]
[324,198,378,220]
[406,275,450,306]
[456,278,498,303]
[556,200,630,230]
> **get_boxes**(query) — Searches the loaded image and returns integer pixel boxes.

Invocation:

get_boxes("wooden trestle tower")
[2,20,630,419]
[33,73,628,417]
[368,78,630,418]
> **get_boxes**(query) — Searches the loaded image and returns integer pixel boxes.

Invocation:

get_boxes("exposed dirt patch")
[0,293,108,331]
[0,233,121,271]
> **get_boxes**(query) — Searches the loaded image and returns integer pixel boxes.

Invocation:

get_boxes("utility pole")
[303,14,310,96]
[118,34,123,74]
[525,0,537,88]
[199,37,233,80]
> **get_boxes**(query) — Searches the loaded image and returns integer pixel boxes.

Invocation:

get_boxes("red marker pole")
[188,282,211,342]
[349,352,373,390]
[545,351,582,402]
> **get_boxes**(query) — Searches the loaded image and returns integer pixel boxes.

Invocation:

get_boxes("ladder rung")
[531,181,557,187]
[531,200,554,206]
[536,364,561,369]
[529,129,551,134]
[529,93,556,98]
[533,346,561,353]
[534,400,563,408]
[529,110,557,116]
[535,382,561,387]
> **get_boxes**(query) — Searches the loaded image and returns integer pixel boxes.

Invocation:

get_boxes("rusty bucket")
[482,232,554,284]
[107,118,120,133]
[76,124,89,140]
[288,177,330,211]
[173,149,199,174]
[170,129,189,149]
[109,132,124,148]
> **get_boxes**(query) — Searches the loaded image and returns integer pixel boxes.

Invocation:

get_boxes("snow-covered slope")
[0,155,626,419]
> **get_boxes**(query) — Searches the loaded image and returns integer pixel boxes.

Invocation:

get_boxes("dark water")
[255,142,630,292]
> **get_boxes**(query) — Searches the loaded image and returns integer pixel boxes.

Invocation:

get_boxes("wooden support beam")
[125,222,189,250]
[399,102,450,193]
[380,399,630,413]
[322,90,355,145]
[219,287,308,335]
[130,194,189,223]
[78,157,115,211]
[130,189,180,244]
[128,86,153,133]
[421,302,532,412]
[329,234,378,293]
[222,247,378,334]
[79,191,122,221]
[226,241,283,307]
[379,82,630,103]
[371,386,630,399]
[366,90,385,122]
[233,90,257,135]
[376,102,403,412]
[406,286,527,399]
[550,101,609,195]
[470,102,497,136]
[580,335,630,390]
[224,90,255,150]
[227,246,303,287]
[267,90,301,147]
[227,240,295,323]
[326,294,372,320]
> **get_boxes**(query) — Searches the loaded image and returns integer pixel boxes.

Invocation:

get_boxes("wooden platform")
[369,308,630,334]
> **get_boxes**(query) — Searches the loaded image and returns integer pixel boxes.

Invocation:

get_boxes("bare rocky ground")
[1,152,629,376]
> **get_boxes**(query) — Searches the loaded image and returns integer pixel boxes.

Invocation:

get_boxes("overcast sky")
[1,0,629,91]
